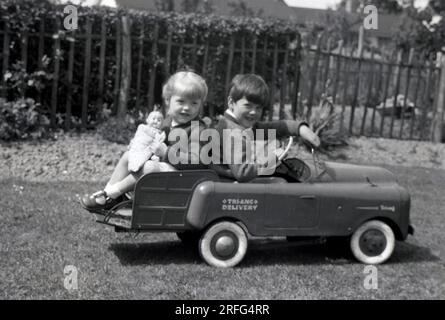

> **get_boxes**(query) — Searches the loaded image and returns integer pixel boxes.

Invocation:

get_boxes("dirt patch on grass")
[0,133,126,182]
[0,133,444,182]
[326,137,445,169]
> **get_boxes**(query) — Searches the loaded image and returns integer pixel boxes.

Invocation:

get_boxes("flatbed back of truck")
[131,170,219,230]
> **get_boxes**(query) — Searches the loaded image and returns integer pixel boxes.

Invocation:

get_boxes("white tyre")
[350,220,395,265]
[199,221,248,268]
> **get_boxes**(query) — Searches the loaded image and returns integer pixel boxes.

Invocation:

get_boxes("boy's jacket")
[210,111,307,182]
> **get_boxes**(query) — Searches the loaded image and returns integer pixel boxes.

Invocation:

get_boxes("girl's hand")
[299,125,321,148]
[157,131,166,143]
[152,142,168,158]
[149,131,168,158]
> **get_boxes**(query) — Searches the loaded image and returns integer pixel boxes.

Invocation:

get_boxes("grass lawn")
[0,164,444,299]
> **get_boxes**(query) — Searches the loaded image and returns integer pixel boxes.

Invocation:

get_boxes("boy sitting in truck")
[210,74,320,182]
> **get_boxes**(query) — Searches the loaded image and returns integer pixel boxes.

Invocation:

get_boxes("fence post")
[135,22,144,110]
[419,55,434,140]
[225,35,235,101]
[349,44,364,135]
[37,18,45,103]
[360,49,376,136]
[118,15,131,119]
[399,48,415,139]
[114,17,122,114]
[291,33,301,120]
[279,35,290,120]
[65,31,75,131]
[81,18,92,129]
[147,23,159,112]
[269,39,279,121]
[409,52,422,140]
[432,51,445,143]
[165,28,172,75]
[51,18,61,128]
[240,35,245,74]
[97,17,107,111]
[332,40,343,105]
[20,30,29,98]
[307,34,323,120]
[389,49,403,138]
[1,24,10,98]
[201,37,209,77]
[251,35,257,74]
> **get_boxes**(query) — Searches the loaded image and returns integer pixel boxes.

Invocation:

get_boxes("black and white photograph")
[0,0,444,302]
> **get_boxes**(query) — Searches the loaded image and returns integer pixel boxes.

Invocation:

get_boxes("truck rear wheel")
[199,221,248,268]
[350,220,395,264]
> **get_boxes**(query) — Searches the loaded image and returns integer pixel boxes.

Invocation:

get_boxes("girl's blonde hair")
[162,71,208,104]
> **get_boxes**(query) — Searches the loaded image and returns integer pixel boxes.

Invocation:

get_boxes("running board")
[95,207,132,230]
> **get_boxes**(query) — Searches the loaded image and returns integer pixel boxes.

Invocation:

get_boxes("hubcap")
[210,231,238,260]
[359,229,387,257]
[215,236,236,257]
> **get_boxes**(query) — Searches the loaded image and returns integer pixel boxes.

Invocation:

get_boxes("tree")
[394,1,445,53]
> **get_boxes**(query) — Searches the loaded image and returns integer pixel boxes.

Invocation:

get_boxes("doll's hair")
[146,110,164,122]
[162,71,208,104]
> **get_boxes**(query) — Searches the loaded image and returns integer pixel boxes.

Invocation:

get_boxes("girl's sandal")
[80,190,117,211]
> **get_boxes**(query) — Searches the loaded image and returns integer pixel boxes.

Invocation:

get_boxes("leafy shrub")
[304,96,349,152]
[96,116,135,145]
[96,105,155,145]
[0,98,49,141]
[4,58,53,99]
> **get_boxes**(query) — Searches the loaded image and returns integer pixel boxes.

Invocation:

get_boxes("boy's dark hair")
[228,74,270,108]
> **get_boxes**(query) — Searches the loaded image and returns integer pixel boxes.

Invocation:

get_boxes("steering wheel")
[277,136,294,161]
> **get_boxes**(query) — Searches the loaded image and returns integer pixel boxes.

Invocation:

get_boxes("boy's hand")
[299,125,321,148]
[273,147,285,159]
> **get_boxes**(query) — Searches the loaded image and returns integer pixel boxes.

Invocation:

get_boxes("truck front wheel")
[350,220,395,264]
[199,221,248,268]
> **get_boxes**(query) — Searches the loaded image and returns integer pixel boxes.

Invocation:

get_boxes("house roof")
[213,0,294,19]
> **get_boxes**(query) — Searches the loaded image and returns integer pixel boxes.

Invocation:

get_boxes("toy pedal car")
[86,141,413,268]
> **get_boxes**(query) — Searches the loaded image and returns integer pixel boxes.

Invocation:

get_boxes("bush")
[306,97,349,152]
[96,107,155,145]
[0,98,49,141]
[96,116,136,145]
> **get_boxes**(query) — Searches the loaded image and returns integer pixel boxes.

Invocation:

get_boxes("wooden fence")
[0,15,444,141]
[301,43,443,141]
